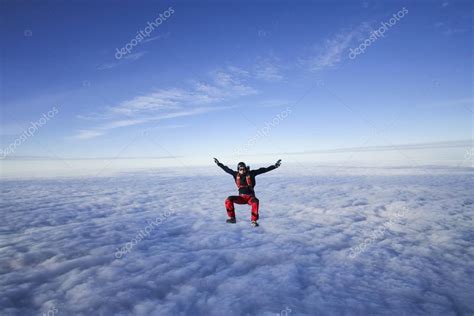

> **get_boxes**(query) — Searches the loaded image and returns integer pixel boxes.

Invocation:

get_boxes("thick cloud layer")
[0,166,473,315]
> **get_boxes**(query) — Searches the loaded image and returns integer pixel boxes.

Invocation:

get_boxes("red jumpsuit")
[216,162,277,221]
[226,194,260,221]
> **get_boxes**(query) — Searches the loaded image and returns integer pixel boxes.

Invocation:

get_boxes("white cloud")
[142,32,170,43]
[146,124,186,130]
[97,51,148,70]
[434,15,469,36]
[101,119,147,129]
[75,69,257,139]
[0,166,472,314]
[254,55,284,81]
[76,106,235,139]
[110,88,187,116]
[304,23,370,71]
[74,130,105,140]
[110,71,256,117]
[226,65,250,77]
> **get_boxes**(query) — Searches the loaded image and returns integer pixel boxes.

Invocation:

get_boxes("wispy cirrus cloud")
[254,55,284,81]
[75,107,234,140]
[146,124,186,130]
[97,51,147,70]
[74,69,257,139]
[434,21,467,36]
[142,32,170,43]
[303,23,370,71]
[97,33,168,70]
[75,130,105,140]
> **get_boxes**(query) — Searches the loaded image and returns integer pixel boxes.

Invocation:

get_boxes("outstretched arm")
[252,159,282,175]
[213,158,236,176]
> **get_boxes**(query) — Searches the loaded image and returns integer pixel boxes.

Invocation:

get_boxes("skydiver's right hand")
[275,159,282,168]
[213,157,220,164]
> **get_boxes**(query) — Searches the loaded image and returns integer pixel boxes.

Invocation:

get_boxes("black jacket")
[217,162,276,195]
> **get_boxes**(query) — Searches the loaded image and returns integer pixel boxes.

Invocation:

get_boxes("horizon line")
[1,139,472,161]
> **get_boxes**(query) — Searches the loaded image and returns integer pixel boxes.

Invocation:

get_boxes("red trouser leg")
[247,196,259,221]
[225,195,247,218]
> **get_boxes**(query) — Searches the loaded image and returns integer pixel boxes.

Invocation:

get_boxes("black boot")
[226,217,236,224]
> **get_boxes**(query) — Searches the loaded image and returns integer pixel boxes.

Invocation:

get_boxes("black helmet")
[237,162,246,169]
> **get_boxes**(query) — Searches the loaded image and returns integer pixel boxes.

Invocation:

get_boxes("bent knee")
[251,197,259,204]
[226,196,237,202]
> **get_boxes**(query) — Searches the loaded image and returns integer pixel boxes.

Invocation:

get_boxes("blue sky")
[0,0,472,169]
